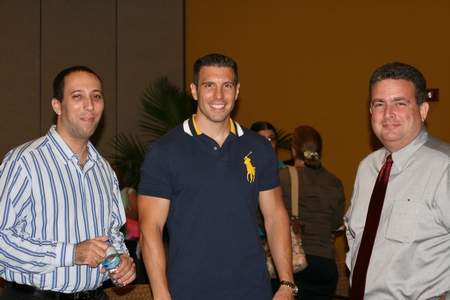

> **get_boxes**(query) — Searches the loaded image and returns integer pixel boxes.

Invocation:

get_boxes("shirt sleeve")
[331,179,346,230]
[138,144,173,200]
[110,171,128,254]
[256,141,280,192]
[344,160,364,271]
[0,157,71,273]
[433,164,450,230]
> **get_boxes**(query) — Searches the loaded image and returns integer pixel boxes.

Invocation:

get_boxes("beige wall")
[185,0,450,259]
[0,0,184,160]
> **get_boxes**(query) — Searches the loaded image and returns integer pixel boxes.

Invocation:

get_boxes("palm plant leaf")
[139,77,196,143]
[276,128,292,151]
[108,77,196,189]
[110,133,147,189]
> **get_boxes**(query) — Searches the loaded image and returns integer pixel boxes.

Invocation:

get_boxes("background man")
[345,62,450,299]
[138,53,296,299]
[0,66,136,300]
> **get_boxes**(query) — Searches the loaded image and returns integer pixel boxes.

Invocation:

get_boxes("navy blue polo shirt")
[139,117,280,299]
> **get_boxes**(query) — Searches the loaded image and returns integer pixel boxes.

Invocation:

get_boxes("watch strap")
[279,279,298,296]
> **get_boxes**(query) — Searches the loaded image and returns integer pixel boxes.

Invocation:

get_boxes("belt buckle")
[73,291,92,300]
[73,290,96,300]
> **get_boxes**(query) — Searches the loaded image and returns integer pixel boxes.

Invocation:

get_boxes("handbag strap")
[287,165,299,217]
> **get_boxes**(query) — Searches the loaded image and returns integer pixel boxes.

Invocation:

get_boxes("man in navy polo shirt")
[138,54,296,299]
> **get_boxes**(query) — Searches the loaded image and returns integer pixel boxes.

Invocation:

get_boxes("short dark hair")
[192,53,238,87]
[291,125,322,170]
[250,121,277,138]
[53,66,102,101]
[369,62,426,105]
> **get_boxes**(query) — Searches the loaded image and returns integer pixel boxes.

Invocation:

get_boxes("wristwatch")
[279,280,298,297]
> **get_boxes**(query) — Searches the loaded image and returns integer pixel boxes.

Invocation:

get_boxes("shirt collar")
[387,127,429,173]
[183,115,244,137]
[48,125,100,166]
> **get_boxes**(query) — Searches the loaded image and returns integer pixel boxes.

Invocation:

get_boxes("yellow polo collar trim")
[192,114,237,135]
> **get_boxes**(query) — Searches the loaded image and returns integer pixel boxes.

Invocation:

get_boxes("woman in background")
[279,125,345,300]
[250,121,285,168]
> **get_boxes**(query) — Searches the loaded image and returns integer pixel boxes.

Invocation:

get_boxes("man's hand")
[100,254,136,286]
[273,284,295,300]
[74,236,109,267]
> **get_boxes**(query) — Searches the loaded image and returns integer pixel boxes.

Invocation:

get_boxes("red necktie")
[350,154,393,300]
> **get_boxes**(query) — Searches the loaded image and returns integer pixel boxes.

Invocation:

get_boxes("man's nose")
[84,98,94,111]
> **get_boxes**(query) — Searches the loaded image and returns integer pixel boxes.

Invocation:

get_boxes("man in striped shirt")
[0,66,136,299]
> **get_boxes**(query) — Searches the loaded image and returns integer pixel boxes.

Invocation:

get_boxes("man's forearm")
[265,215,293,281]
[140,232,171,299]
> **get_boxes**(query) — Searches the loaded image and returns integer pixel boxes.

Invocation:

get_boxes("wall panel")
[116,1,184,148]
[0,1,41,156]
[41,1,117,155]
[0,0,184,161]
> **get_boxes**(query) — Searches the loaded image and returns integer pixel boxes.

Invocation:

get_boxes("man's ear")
[52,98,61,115]
[420,102,429,122]
[190,83,198,100]
[235,83,240,100]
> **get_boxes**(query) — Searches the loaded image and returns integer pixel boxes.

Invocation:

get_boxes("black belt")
[10,282,103,300]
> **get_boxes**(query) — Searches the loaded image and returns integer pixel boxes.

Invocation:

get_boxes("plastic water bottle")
[102,244,124,287]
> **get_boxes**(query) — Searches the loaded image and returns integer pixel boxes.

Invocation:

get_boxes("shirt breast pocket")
[385,199,420,243]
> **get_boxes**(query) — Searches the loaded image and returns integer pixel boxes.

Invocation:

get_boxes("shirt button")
[214,147,217,150]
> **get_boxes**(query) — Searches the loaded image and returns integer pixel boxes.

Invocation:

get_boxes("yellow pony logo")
[244,151,256,183]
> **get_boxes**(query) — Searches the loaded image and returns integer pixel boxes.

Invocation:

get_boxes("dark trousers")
[0,283,109,300]
[294,254,338,300]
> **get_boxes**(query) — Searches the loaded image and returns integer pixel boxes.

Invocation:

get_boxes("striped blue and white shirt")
[0,125,127,293]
